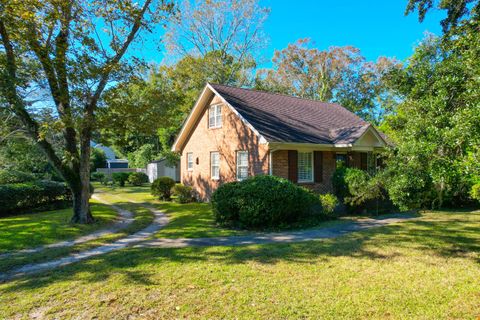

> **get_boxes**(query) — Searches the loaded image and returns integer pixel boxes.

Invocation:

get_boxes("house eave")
[268,142,386,152]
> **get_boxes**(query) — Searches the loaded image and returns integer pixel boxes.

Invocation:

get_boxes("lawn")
[0,193,155,274]
[94,184,354,239]
[0,200,118,254]
[1,209,479,319]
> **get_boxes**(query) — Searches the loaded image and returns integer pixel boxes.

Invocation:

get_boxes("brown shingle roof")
[210,83,371,145]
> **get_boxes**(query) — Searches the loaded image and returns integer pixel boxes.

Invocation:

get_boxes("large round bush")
[151,176,176,200]
[212,175,322,229]
[128,172,149,186]
[112,172,131,187]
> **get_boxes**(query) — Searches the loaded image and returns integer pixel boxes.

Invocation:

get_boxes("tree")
[164,0,269,85]
[98,66,183,155]
[381,26,480,208]
[256,39,399,122]
[90,148,107,172]
[405,0,480,32]
[0,1,175,223]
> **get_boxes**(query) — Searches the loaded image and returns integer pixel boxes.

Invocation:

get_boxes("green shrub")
[471,184,480,201]
[128,172,149,186]
[90,172,105,182]
[319,193,339,216]
[212,175,322,229]
[171,183,193,203]
[211,182,241,226]
[151,176,176,200]
[0,170,36,184]
[112,172,131,187]
[0,180,72,216]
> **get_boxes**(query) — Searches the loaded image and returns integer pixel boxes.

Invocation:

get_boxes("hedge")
[0,170,36,184]
[0,180,72,216]
[211,175,323,229]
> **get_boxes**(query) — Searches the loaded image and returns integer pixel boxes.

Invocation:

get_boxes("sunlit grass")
[0,209,479,319]
[0,200,117,254]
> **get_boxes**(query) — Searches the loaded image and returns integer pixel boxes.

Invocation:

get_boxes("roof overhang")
[171,83,267,153]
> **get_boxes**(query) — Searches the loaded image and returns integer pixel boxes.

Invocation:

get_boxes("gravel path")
[0,194,134,260]
[136,214,414,249]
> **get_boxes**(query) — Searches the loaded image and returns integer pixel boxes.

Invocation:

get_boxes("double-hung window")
[210,152,220,180]
[298,152,313,183]
[187,152,193,171]
[208,104,222,128]
[236,151,249,181]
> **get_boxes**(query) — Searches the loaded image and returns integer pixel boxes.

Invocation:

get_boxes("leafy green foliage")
[471,184,480,202]
[380,25,480,209]
[127,144,160,169]
[0,170,35,184]
[128,172,149,186]
[405,0,479,32]
[171,183,193,203]
[0,138,61,180]
[0,181,72,216]
[211,175,323,230]
[90,148,107,171]
[319,193,339,216]
[90,172,106,182]
[112,172,131,187]
[151,176,176,200]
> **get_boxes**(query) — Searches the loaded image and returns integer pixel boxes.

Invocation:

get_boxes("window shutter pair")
[287,150,323,183]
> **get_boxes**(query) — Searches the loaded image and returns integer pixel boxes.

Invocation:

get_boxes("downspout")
[269,148,277,176]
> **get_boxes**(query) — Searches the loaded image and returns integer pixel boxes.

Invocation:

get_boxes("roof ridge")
[209,82,341,107]
[208,83,368,125]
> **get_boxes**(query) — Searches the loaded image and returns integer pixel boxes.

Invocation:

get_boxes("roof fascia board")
[171,85,212,152]
[353,125,387,147]
[207,83,268,144]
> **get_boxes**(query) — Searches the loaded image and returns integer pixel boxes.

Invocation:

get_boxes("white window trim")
[187,152,193,171]
[210,152,220,180]
[297,151,314,183]
[208,104,222,129]
[236,151,249,181]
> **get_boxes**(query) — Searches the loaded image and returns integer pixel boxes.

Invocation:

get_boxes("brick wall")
[180,95,269,200]
[271,150,336,194]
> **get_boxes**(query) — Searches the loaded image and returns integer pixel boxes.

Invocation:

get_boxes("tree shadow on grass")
[1,210,479,294]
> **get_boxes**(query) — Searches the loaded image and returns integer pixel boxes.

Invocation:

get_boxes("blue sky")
[130,0,446,66]
[259,0,445,63]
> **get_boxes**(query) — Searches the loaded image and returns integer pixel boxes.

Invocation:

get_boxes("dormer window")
[208,104,222,128]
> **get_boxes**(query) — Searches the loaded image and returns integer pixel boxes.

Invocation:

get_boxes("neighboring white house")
[147,159,180,183]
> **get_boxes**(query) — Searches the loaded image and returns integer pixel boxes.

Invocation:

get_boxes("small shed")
[147,159,180,183]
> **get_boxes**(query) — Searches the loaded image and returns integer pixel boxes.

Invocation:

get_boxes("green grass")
[0,193,155,274]
[0,200,118,254]
[0,209,479,319]
[93,183,354,238]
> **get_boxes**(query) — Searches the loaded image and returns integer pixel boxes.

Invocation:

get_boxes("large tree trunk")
[71,115,94,224]
[71,185,93,223]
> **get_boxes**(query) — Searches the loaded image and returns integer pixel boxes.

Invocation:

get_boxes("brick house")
[172,83,388,201]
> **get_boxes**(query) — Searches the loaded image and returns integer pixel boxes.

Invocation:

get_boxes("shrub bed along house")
[211,175,326,230]
[333,167,395,215]
[0,180,72,216]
